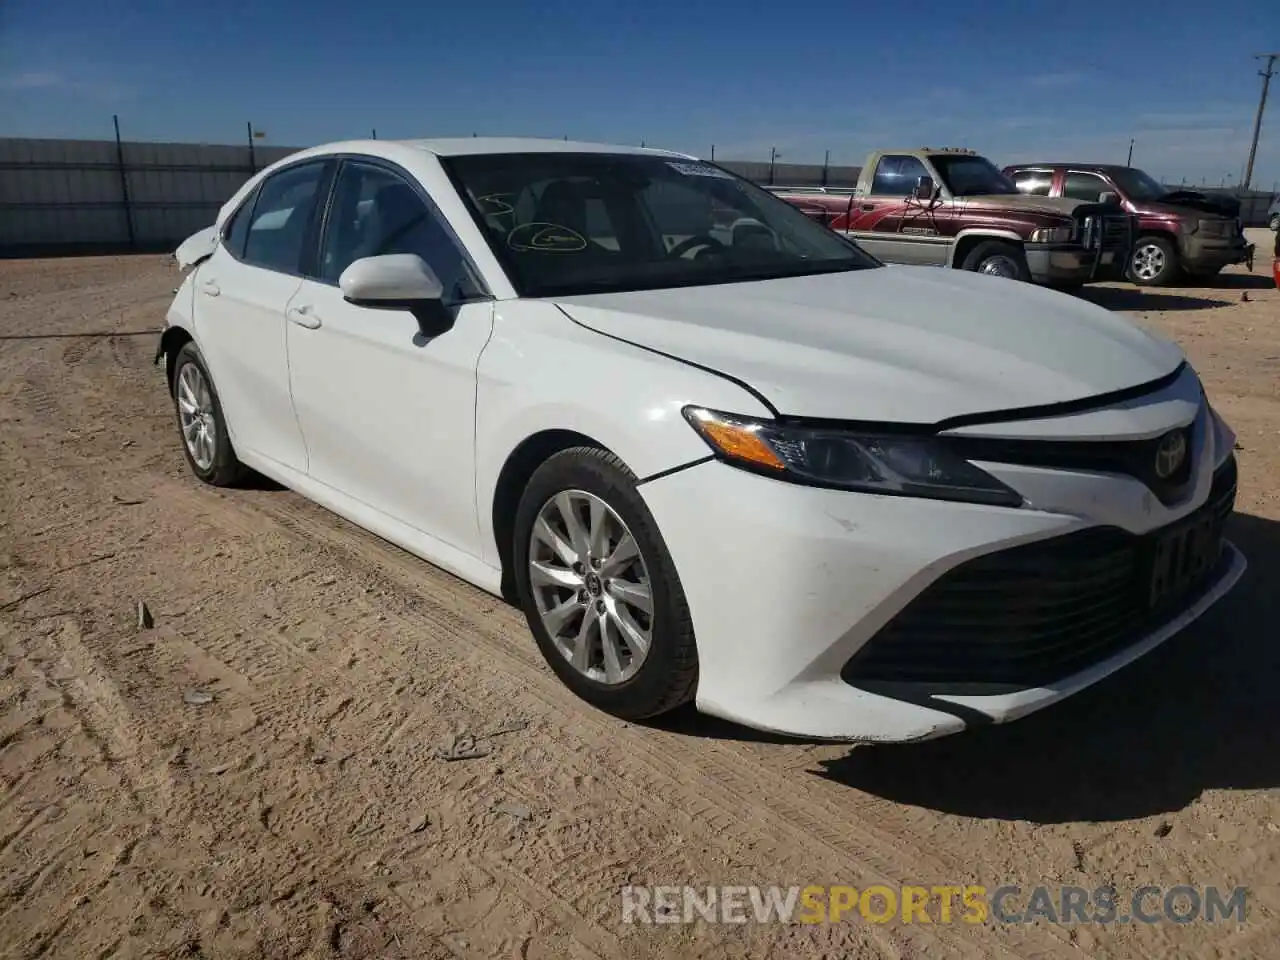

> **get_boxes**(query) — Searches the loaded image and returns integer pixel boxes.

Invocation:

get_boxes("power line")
[1243,53,1278,190]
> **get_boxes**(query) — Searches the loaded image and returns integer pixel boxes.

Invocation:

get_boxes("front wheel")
[512,447,698,720]
[959,240,1032,282]
[1128,236,1180,286]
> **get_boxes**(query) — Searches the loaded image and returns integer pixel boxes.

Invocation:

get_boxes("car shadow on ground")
[1189,272,1275,291]
[239,470,286,491]
[810,511,1280,823]
[1076,288,1229,312]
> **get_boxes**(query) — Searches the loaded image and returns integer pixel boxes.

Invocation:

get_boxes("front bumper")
[1024,243,1119,285]
[640,389,1243,742]
[1180,234,1253,272]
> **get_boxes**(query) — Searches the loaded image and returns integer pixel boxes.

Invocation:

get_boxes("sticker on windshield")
[666,161,735,179]
[506,222,588,253]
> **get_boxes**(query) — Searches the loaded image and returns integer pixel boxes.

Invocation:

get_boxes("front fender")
[474,301,772,567]
[947,228,1025,267]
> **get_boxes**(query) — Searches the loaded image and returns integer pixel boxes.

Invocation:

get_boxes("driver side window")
[870,155,930,196]
[318,160,483,301]
[1063,172,1110,203]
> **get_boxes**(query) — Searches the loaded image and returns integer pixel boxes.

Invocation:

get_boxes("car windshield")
[441,152,879,298]
[1109,167,1167,201]
[929,155,1019,196]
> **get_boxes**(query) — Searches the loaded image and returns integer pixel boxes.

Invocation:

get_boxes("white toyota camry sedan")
[157,137,1245,742]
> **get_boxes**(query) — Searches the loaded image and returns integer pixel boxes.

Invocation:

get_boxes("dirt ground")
[1,236,1278,960]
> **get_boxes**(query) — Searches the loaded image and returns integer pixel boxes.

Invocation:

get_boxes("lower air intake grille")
[841,455,1237,694]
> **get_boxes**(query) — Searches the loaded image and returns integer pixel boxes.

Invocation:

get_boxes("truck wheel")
[960,241,1031,282]
[1128,236,1180,286]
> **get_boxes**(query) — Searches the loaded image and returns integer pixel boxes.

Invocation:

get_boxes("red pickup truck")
[771,148,1133,288]
[1003,163,1254,286]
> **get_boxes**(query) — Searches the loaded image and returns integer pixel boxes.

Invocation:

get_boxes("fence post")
[112,114,136,250]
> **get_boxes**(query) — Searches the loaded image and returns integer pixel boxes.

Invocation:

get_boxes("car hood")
[552,267,1185,424]
[1152,190,1241,218]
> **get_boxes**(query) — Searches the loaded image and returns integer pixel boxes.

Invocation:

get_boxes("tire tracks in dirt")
[2,262,1077,958]
[171,476,1077,959]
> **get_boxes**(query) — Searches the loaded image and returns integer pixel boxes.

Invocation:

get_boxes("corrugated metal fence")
[0,137,297,256]
[0,135,1273,256]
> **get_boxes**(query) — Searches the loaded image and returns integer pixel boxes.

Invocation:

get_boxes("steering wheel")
[667,234,727,259]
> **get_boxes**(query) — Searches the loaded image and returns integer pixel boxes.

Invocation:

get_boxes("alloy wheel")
[528,490,654,685]
[1131,243,1166,282]
[978,255,1020,278]
[176,362,217,471]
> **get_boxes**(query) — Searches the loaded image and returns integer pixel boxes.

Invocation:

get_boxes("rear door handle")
[201,279,220,297]
[286,305,322,329]
[859,204,875,212]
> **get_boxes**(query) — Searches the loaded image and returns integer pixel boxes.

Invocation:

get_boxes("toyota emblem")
[1154,431,1187,480]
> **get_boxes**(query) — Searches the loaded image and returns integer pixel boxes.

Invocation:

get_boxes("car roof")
[296,136,695,159]
[1007,162,1127,171]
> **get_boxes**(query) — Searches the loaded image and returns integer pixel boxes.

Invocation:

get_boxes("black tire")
[1128,235,1180,287]
[171,342,247,487]
[512,446,698,720]
[958,240,1032,282]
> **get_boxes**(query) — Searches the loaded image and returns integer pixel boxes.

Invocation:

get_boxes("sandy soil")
[1,237,1278,959]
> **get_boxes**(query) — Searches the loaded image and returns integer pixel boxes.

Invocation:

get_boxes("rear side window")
[221,192,255,259]
[1063,172,1110,203]
[1012,170,1053,196]
[869,155,931,196]
[242,162,329,274]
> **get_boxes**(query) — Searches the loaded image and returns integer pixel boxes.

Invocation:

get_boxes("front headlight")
[1030,227,1073,243]
[682,407,1023,507]
[1197,219,1227,236]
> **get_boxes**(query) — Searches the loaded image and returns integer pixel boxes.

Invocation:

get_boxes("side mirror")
[1098,191,1120,206]
[338,254,453,338]
[913,176,935,201]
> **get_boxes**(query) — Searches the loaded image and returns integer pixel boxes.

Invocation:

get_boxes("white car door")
[284,159,494,557]
[194,159,333,471]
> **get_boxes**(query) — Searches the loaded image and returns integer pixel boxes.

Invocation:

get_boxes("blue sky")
[2,0,1278,187]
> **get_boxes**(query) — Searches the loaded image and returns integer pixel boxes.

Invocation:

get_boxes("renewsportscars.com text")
[620,884,1249,925]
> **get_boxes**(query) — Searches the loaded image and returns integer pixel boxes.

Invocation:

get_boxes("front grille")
[1101,214,1132,252]
[841,455,1237,694]
[947,419,1196,506]
[1079,212,1132,251]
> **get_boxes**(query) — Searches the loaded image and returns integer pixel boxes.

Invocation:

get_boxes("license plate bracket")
[1146,509,1221,610]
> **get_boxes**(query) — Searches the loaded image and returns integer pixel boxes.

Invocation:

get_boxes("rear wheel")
[959,240,1032,282]
[171,342,246,487]
[512,447,698,720]
[1128,235,1180,286]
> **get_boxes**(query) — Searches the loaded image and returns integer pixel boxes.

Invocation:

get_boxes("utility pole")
[1126,138,1134,165]
[1244,53,1278,190]
[769,146,779,185]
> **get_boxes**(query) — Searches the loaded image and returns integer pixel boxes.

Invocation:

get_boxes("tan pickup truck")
[771,148,1135,288]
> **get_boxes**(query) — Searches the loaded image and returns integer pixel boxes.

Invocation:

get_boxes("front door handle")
[286,305,322,330]
[201,279,221,297]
